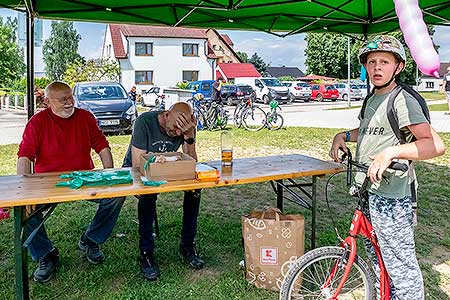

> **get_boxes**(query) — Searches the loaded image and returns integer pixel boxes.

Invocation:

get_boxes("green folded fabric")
[143,155,156,171]
[140,176,167,187]
[56,170,133,189]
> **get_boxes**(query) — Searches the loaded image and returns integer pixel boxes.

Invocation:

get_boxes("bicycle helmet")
[359,35,406,65]
[359,35,406,89]
[193,93,204,101]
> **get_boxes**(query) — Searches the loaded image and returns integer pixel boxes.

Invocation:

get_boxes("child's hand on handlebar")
[329,132,349,163]
[368,148,396,183]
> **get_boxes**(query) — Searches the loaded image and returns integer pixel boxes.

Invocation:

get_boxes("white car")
[141,86,163,107]
[334,83,363,101]
[357,84,370,99]
[282,81,311,102]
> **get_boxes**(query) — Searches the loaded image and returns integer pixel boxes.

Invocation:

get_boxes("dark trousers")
[137,190,201,253]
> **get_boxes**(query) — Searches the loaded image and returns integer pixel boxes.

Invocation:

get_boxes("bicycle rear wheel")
[280,246,375,300]
[242,106,267,131]
[267,113,284,130]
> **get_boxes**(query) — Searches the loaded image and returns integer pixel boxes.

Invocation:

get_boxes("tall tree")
[63,59,120,86]
[305,30,435,84]
[249,52,269,76]
[43,21,82,80]
[0,17,26,88]
[236,51,248,63]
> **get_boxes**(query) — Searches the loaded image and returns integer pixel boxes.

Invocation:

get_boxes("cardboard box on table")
[139,152,196,181]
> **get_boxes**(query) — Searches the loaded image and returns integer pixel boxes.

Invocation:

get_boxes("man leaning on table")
[16,81,124,283]
[122,102,204,281]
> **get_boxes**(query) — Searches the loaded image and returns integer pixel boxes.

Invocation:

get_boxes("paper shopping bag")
[242,208,304,291]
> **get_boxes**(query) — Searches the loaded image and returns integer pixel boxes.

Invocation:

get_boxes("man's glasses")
[47,96,74,104]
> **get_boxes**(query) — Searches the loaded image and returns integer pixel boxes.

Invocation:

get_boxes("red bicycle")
[279,150,408,300]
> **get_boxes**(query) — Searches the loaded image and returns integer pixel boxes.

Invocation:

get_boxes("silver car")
[334,83,363,101]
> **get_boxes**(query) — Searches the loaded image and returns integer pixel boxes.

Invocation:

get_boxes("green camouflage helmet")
[359,35,406,64]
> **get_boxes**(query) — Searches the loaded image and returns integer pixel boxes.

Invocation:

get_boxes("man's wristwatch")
[184,137,196,145]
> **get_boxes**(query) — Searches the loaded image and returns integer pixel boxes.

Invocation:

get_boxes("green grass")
[429,103,450,112]
[420,91,446,101]
[1,127,450,299]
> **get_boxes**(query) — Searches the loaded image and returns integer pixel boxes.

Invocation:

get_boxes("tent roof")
[2,0,449,36]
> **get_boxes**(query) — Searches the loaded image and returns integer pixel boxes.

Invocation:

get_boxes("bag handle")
[261,207,282,221]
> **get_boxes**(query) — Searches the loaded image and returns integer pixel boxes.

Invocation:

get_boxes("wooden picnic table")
[1,154,342,300]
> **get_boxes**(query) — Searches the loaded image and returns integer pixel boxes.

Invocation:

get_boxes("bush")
[10,77,52,93]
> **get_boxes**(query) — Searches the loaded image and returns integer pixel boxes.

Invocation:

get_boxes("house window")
[106,45,111,57]
[135,43,153,56]
[183,71,199,81]
[426,81,434,89]
[183,44,199,56]
[135,71,153,84]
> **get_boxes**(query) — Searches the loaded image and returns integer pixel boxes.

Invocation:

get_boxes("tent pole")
[26,8,35,120]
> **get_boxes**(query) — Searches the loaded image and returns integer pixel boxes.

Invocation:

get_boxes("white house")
[417,62,450,92]
[102,24,216,92]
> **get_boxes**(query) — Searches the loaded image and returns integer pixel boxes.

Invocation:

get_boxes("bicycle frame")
[323,197,390,300]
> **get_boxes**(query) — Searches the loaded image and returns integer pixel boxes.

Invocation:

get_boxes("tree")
[0,17,26,88]
[62,59,120,86]
[305,33,361,79]
[43,21,82,80]
[236,51,248,63]
[249,52,269,76]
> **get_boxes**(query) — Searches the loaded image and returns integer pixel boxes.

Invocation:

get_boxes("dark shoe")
[180,244,205,269]
[140,251,160,281]
[33,248,60,283]
[78,234,105,265]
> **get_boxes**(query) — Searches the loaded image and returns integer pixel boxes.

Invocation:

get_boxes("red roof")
[111,24,207,39]
[109,24,126,59]
[217,63,261,79]
[220,34,234,46]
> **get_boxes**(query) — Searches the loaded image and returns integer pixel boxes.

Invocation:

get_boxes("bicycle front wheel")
[242,106,267,131]
[280,246,375,300]
[267,113,284,130]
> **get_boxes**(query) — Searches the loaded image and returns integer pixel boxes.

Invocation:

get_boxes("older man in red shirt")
[17,81,124,283]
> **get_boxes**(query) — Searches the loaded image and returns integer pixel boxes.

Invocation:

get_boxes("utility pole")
[347,37,351,108]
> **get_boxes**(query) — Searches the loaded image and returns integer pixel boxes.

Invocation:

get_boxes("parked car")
[185,80,215,100]
[219,84,255,105]
[282,81,311,102]
[73,81,137,133]
[141,86,192,109]
[310,84,339,101]
[234,77,289,104]
[357,84,370,99]
[334,83,363,101]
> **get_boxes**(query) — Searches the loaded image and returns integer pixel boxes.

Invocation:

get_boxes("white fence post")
[15,95,19,108]
[5,95,9,109]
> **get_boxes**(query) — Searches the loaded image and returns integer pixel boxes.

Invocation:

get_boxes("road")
[1,99,449,145]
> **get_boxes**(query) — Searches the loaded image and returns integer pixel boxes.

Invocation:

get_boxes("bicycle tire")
[267,113,284,130]
[280,246,375,300]
[233,105,244,128]
[242,106,267,132]
[218,109,229,130]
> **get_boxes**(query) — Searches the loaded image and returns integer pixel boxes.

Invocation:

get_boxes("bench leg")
[14,206,29,300]
[276,180,283,211]
[311,176,317,249]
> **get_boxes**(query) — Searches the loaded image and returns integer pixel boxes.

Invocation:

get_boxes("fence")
[0,94,27,111]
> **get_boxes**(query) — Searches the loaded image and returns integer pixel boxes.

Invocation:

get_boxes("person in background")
[17,81,124,283]
[129,86,137,103]
[442,66,450,115]
[212,77,224,102]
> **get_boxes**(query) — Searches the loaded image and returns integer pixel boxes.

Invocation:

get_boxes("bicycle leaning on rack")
[265,99,284,130]
[279,149,408,300]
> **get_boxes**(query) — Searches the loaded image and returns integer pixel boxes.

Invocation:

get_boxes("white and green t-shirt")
[355,89,429,198]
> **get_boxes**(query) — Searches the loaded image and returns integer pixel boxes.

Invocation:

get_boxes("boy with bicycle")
[329,35,445,300]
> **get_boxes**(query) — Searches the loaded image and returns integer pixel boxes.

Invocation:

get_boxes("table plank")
[0,154,343,208]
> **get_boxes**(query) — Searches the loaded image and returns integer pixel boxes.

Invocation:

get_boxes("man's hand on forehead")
[175,112,196,135]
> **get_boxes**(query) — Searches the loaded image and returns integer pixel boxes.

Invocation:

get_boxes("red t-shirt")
[17,108,110,173]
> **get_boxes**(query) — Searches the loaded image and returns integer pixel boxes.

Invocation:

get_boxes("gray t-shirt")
[355,89,429,198]
[122,111,183,167]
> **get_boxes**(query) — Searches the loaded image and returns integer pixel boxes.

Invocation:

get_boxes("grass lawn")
[420,91,446,101]
[1,127,450,299]
[429,103,450,112]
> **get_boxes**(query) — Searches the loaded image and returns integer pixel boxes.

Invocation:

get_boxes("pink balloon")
[394,0,440,78]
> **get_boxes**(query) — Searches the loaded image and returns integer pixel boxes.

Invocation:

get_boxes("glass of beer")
[221,131,233,166]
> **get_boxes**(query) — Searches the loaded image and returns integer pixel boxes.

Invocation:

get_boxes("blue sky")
[1,8,449,73]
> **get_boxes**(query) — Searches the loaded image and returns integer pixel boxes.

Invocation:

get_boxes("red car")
[310,84,339,102]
